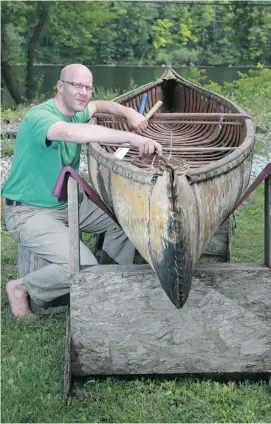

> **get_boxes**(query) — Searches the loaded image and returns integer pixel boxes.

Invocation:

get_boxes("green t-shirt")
[1,99,90,208]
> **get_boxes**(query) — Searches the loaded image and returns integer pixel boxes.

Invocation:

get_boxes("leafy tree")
[1,2,27,104]
[1,1,52,104]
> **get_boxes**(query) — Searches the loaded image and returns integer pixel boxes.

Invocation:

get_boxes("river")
[2,65,260,107]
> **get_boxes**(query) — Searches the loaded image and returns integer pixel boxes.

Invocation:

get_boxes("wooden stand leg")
[64,313,71,397]
[64,176,81,396]
[68,176,80,274]
[265,175,271,268]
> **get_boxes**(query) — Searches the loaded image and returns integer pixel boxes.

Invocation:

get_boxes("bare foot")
[5,279,33,317]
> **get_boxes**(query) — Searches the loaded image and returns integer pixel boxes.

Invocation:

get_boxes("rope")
[131,155,190,174]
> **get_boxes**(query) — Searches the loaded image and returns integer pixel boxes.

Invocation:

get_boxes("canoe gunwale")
[88,69,254,184]
[186,145,253,183]
[88,117,162,185]
[88,142,162,185]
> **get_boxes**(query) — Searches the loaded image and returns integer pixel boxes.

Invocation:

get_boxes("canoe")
[87,68,255,308]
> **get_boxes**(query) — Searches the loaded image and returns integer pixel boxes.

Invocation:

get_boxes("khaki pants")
[5,193,135,306]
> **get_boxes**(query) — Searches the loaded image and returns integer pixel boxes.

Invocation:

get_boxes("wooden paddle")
[113,100,163,159]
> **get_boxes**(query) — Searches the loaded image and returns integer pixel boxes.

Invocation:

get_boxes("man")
[2,64,162,318]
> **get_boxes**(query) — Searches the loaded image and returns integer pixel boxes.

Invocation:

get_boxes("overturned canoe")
[87,68,255,308]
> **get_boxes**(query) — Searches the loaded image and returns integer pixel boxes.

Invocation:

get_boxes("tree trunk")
[26,4,49,100]
[1,26,23,105]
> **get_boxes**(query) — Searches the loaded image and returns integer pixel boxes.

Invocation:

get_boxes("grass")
[231,183,264,263]
[1,184,270,423]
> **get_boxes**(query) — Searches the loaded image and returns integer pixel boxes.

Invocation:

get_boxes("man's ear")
[56,80,64,93]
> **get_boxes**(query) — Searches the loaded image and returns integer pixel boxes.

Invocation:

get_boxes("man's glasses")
[61,80,95,92]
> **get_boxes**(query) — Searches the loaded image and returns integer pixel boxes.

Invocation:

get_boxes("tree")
[1,1,51,104]
[26,2,51,99]
[1,2,26,104]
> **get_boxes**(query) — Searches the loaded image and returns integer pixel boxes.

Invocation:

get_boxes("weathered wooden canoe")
[87,68,255,308]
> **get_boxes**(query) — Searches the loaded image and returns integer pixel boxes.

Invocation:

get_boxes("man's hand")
[126,108,148,133]
[129,136,163,157]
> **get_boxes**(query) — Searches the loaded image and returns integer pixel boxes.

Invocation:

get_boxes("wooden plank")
[152,113,252,121]
[68,177,80,274]
[70,263,271,376]
[264,175,271,268]
[95,112,252,121]
[63,311,72,397]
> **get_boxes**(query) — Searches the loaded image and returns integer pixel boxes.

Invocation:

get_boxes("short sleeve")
[72,107,90,123]
[24,107,62,147]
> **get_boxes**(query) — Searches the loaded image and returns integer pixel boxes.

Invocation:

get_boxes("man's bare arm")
[47,122,162,156]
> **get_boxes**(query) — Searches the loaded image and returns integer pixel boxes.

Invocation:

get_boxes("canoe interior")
[95,69,249,172]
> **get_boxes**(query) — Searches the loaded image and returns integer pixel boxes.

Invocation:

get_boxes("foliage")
[1,138,15,157]
[205,65,271,125]
[154,47,200,67]
[92,87,120,101]
[2,1,271,104]
[1,99,44,123]
[2,2,271,69]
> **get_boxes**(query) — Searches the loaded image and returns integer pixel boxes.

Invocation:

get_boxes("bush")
[148,47,200,66]
[204,64,271,125]
[1,138,15,157]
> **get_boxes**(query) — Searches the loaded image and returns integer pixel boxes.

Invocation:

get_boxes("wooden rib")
[101,144,237,151]
[98,120,244,126]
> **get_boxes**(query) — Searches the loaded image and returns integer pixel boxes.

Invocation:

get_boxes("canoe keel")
[148,172,195,308]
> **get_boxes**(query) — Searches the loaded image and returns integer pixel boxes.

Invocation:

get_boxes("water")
[36,65,250,94]
[2,65,258,107]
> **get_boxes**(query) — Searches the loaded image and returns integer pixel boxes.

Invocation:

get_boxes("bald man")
[2,64,163,317]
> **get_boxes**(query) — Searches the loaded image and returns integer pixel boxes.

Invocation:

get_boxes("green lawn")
[231,183,265,263]
[1,185,270,423]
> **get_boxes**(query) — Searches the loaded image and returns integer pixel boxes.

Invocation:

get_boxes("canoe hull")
[88,146,253,307]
